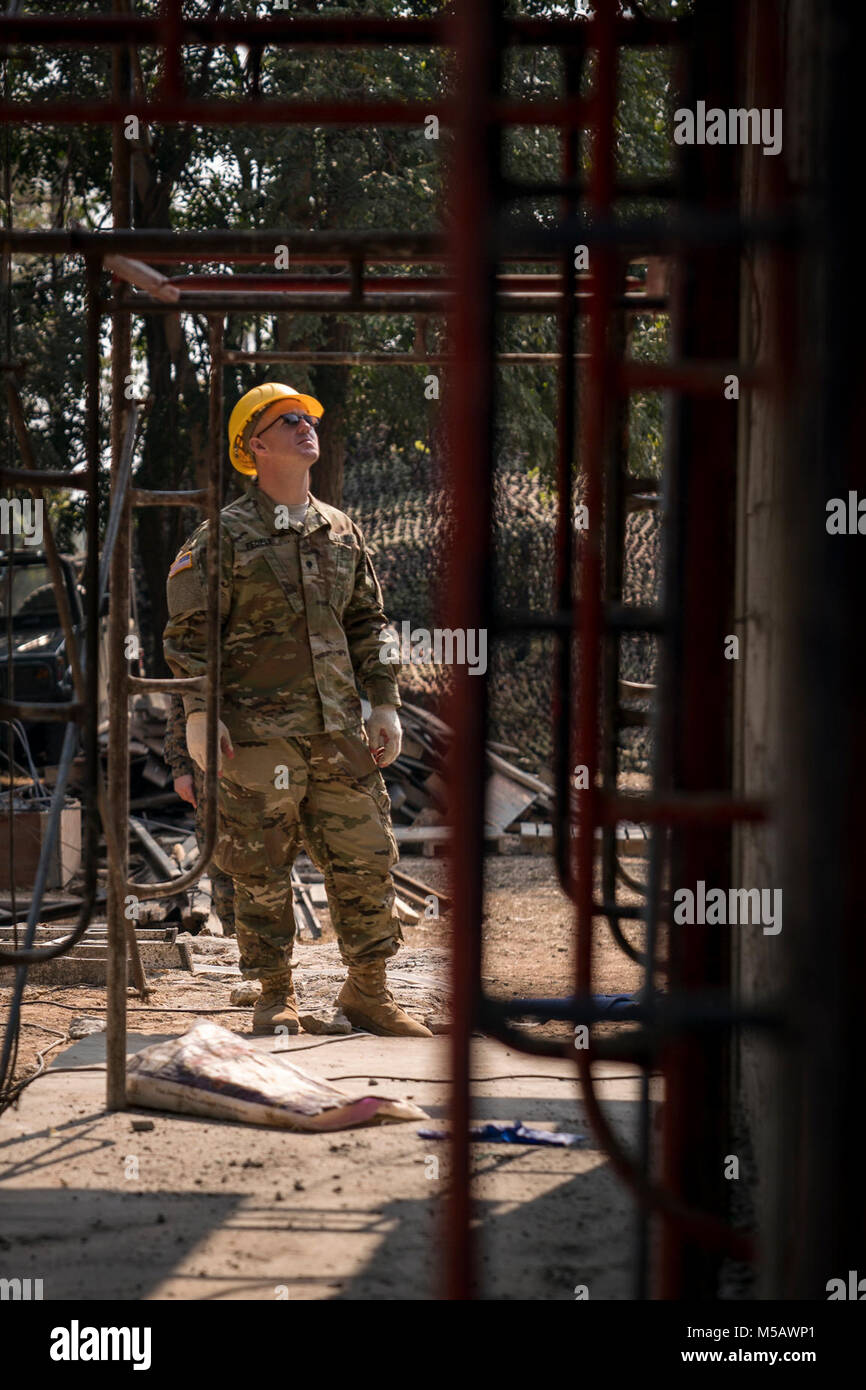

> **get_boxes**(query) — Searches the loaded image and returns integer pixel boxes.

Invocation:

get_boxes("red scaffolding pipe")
[443,0,500,1304]
[0,13,690,48]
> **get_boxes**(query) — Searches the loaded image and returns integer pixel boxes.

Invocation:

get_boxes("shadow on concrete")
[331,1097,644,1300]
[0,1189,246,1300]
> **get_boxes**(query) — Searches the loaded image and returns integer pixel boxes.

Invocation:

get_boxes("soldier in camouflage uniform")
[163,381,431,1038]
[163,692,236,935]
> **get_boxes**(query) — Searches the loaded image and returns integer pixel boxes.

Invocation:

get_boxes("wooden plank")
[395,826,451,843]
[485,749,553,803]
[392,865,451,907]
[129,816,181,880]
[401,783,430,812]
[291,868,322,940]
[0,938,189,984]
[0,928,174,942]
[423,772,447,809]
[394,894,420,924]
[395,825,501,844]
[485,769,537,833]
[399,733,426,760]
[385,781,407,811]
[400,700,452,738]
[517,821,649,856]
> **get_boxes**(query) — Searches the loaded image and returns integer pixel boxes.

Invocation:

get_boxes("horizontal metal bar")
[118,290,661,315]
[223,351,572,366]
[0,99,440,126]
[0,16,445,45]
[0,466,90,488]
[131,487,209,506]
[0,228,443,257]
[599,793,770,826]
[594,902,646,920]
[172,272,597,292]
[170,271,648,294]
[127,676,204,694]
[0,699,84,722]
[486,993,646,1024]
[481,994,783,1034]
[0,227,669,282]
[121,291,445,313]
[174,273,446,293]
[502,177,679,201]
[0,893,108,926]
[625,477,660,494]
[145,252,432,266]
[0,15,690,47]
[0,97,605,128]
[508,15,691,45]
[142,250,655,268]
[493,604,665,634]
[617,707,651,728]
[497,209,808,256]
[619,362,773,394]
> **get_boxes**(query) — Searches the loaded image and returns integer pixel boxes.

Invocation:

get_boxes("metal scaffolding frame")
[441,0,787,1301]
[0,1,796,1300]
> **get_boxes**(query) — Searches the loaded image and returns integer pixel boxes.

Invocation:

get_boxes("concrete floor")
[0,1031,656,1300]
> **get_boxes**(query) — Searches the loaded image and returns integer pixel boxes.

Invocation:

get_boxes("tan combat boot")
[337,959,433,1037]
[252,969,299,1036]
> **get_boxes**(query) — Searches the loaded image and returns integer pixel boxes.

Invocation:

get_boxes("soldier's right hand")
[186,711,235,777]
[174,773,197,808]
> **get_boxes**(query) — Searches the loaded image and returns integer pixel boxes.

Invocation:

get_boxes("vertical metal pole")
[106,32,132,1110]
[161,0,184,102]
[771,0,863,1298]
[552,45,581,904]
[444,0,501,1302]
[204,316,224,829]
[657,0,742,1297]
[573,0,617,1127]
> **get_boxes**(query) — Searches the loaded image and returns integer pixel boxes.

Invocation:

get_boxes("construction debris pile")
[123,690,579,868]
[1,685,649,983]
[115,692,646,933]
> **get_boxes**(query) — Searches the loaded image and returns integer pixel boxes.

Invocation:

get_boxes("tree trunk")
[310,318,351,507]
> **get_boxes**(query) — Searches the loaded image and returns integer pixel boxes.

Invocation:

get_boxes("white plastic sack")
[126,1020,428,1131]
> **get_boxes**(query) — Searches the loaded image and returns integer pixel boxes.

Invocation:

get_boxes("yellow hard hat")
[227,381,324,474]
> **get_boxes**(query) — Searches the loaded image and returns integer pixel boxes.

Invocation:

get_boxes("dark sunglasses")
[256,411,321,436]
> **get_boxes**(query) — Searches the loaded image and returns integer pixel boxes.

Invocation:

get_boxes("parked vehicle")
[0,550,109,766]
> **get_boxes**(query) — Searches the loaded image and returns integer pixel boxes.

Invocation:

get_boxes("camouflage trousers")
[212,731,403,979]
[191,766,236,935]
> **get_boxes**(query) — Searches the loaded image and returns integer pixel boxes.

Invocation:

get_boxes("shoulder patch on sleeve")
[166,545,206,617]
[168,552,193,578]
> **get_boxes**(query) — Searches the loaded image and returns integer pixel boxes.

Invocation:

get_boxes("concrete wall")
[732,0,832,1290]
[731,0,785,1250]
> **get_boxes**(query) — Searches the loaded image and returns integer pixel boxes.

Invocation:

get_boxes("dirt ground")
[0,845,662,1302]
[2,851,653,1082]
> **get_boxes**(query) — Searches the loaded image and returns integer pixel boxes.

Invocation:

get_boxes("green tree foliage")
[0,0,681,668]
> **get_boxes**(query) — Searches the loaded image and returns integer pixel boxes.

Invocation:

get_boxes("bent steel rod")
[0,384,140,978]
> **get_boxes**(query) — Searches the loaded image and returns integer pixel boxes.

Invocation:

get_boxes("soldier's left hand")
[366,704,403,768]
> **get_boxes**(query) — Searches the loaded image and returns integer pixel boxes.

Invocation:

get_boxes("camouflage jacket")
[162,477,401,741]
[164,692,193,779]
